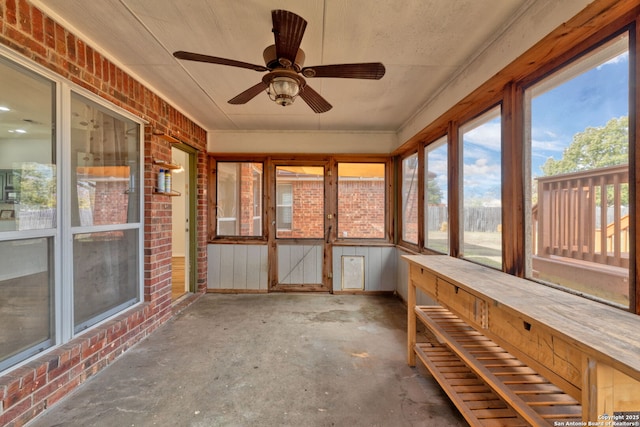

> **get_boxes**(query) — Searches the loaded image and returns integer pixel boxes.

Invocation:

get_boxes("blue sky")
[530,51,629,177]
[450,44,630,206]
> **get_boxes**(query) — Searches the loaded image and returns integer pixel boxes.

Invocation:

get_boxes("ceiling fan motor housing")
[263,44,305,71]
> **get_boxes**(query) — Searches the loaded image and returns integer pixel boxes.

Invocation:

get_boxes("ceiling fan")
[173,9,385,113]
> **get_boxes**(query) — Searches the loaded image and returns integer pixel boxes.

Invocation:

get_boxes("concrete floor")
[26,293,468,427]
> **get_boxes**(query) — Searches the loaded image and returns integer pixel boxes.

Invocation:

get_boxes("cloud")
[597,51,628,69]
[463,121,501,151]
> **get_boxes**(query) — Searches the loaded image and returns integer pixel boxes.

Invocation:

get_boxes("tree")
[426,173,443,205]
[541,116,628,206]
[541,116,628,175]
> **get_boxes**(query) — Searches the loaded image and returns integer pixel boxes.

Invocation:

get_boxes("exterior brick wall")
[275,179,386,239]
[338,180,385,238]
[0,1,208,425]
[277,180,325,238]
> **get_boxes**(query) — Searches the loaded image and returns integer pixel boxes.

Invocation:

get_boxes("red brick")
[17,0,30,33]
[0,2,207,425]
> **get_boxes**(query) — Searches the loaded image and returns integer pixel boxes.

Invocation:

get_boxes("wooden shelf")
[404,255,640,423]
[152,159,181,170]
[414,305,581,426]
[152,130,181,143]
[153,189,181,196]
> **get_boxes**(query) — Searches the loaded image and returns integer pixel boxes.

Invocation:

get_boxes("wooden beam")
[501,82,525,277]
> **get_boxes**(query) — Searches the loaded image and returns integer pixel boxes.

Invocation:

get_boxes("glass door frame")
[268,159,333,292]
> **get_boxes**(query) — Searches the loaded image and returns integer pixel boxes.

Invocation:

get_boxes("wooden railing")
[533,164,629,268]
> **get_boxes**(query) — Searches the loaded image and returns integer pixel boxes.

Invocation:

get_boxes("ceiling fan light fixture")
[267,76,301,107]
[174,10,384,113]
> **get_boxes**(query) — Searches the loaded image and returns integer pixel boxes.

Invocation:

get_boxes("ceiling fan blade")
[272,10,307,65]
[301,63,386,79]
[228,82,269,104]
[299,85,332,113]
[174,51,269,72]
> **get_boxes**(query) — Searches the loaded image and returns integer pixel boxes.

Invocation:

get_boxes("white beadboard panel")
[367,247,383,291]
[208,244,268,290]
[246,245,268,290]
[332,246,344,291]
[333,246,397,292]
[277,245,291,284]
[278,244,323,285]
[232,245,248,289]
[307,245,323,283]
[219,246,235,288]
[380,247,396,291]
[207,244,221,289]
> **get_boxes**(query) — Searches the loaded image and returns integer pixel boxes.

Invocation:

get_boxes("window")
[424,137,448,253]
[276,183,293,231]
[337,163,385,239]
[0,58,56,371]
[70,93,141,331]
[460,106,502,269]
[216,162,263,236]
[0,57,143,372]
[401,153,419,244]
[525,33,629,306]
[275,166,324,239]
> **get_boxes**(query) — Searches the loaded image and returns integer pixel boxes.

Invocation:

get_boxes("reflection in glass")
[73,229,139,331]
[425,137,448,253]
[0,238,54,371]
[70,94,139,227]
[402,154,418,244]
[216,162,263,236]
[461,107,502,269]
[338,163,385,239]
[0,57,56,232]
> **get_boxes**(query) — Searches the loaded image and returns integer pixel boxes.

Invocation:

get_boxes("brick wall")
[277,180,325,238]
[338,180,385,238]
[0,1,208,425]
[275,179,386,239]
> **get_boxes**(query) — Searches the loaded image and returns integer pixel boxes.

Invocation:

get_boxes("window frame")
[458,104,503,270]
[336,161,388,241]
[522,29,632,308]
[394,18,638,312]
[0,52,145,373]
[423,135,449,254]
[209,157,267,242]
[208,155,392,244]
[399,151,420,247]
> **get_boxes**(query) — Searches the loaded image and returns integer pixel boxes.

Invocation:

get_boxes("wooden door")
[270,162,331,292]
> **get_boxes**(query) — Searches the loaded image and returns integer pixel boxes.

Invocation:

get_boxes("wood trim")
[333,290,395,296]
[405,255,640,416]
[633,18,639,314]
[325,160,335,292]
[417,144,425,249]
[207,156,217,241]
[397,151,421,252]
[266,158,277,290]
[448,121,460,259]
[206,289,268,294]
[501,82,525,277]
[395,0,640,153]
[395,1,639,310]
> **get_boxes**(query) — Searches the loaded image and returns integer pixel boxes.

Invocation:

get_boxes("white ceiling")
[28,0,531,134]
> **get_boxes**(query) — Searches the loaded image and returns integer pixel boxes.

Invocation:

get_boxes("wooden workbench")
[405,255,640,424]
